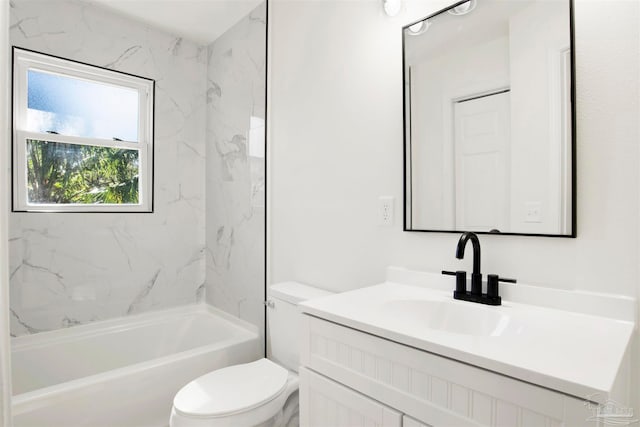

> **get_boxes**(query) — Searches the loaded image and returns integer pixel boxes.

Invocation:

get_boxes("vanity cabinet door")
[299,367,402,427]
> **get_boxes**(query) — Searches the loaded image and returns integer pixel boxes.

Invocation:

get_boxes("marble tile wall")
[205,3,266,347]
[9,0,207,335]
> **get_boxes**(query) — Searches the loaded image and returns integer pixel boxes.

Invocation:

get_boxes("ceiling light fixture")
[407,20,431,36]
[383,0,401,17]
[448,0,477,16]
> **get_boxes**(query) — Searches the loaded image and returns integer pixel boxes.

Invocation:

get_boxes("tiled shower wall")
[8,0,267,338]
[205,3,266,345]
[8,0,207,335]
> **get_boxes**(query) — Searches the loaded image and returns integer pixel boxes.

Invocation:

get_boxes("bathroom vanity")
[298,267,635,427]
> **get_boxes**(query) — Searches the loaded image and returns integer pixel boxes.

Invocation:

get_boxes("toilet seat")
[173,359,289,419]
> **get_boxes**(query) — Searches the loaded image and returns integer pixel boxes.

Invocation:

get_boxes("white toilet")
[170,282,332,427]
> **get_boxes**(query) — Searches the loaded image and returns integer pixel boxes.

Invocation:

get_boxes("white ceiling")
[89,0,263,45]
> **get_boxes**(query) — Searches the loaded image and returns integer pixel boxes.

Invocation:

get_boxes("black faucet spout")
[456,232,481,275]
[443,231,511,306]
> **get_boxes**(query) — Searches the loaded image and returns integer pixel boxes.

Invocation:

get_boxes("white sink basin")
[382,299,522,336]
[300,272,636,402]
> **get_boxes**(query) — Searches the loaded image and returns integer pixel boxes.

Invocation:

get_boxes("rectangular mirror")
[403,0,575,237]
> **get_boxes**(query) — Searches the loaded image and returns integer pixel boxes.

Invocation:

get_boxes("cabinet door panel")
[300,367,402,427]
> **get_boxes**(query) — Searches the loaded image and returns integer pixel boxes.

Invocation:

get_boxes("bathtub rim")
[12,303,259,351]
[12,304,260,410]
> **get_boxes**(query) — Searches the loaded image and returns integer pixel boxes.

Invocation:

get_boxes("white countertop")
[300,277,635,403]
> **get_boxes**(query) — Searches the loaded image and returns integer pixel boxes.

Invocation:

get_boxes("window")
[12,47,154,212]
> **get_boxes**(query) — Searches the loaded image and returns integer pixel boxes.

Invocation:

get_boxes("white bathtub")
[11,305,261,427]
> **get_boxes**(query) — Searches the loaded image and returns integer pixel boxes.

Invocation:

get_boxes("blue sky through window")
[27,69,139,142]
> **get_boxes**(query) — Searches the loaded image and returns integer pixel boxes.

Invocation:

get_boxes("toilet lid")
[173,358,289,418]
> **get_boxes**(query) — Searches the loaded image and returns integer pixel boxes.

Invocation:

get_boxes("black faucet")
[442,231,516,306]
[456,232,482,295]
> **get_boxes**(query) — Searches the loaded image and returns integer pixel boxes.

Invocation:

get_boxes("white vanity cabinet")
[299,315,593,427]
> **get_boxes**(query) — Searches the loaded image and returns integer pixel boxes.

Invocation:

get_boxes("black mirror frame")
[402,0,576,238]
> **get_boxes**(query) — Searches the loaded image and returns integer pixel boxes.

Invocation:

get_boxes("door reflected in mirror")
[403,0,575,237]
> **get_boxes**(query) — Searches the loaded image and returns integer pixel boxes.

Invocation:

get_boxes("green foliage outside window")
[26,139,139,205]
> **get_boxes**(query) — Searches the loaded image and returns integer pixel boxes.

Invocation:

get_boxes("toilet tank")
[267,282,333,372]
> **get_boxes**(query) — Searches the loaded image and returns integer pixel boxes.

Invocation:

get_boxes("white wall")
[8,0,207,335]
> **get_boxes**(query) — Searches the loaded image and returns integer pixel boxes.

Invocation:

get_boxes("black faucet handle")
[442,270,467,294]
[487,274,517,299]
[486,274,499,298]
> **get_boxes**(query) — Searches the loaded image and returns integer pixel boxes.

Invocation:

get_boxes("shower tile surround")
[8,0,266,337]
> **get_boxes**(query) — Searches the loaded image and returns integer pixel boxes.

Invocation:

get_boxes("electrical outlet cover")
[379,196,394,226]
[525,201,542,223]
